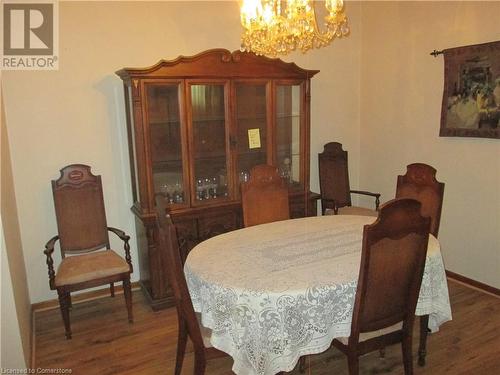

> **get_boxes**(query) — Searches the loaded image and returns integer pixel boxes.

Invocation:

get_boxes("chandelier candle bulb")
[240,0,349,57]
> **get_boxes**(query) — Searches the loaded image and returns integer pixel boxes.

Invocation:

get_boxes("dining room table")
[184,214,452,375]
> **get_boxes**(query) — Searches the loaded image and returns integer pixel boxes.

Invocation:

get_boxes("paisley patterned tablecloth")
[185,215,452,375]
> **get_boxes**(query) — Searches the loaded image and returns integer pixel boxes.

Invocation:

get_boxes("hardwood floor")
[34,280,500,374]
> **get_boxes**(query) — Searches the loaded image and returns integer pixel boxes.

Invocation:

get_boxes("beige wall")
[359,1,500,288]
[1,85,30,367]
[2,1,362,303]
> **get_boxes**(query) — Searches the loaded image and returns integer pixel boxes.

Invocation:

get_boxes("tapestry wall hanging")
[440,40,500,139]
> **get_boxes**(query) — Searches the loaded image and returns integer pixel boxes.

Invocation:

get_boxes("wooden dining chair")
[395,162,445,366]
[331,198,431,375]
[43,164,133,339]
[318,142,380,216]
[154,196,227,375]
[241,164,290,227]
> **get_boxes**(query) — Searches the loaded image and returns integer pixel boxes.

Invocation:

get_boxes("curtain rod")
[430,49,444,57]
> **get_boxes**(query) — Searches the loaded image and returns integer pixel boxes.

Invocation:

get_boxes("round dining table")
[184,215,452,375]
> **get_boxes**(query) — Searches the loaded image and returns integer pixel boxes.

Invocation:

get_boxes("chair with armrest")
[395,162,445,366]
[241,164,290,227]
[154,195,228,375]
[318,142,380,216]
[43,164,133,339]
[331,198,431,375]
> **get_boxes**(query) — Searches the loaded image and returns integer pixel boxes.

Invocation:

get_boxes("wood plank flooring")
[34,280,500,374]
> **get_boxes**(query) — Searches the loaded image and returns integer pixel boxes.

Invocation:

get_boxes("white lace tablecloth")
[185,215,452,375]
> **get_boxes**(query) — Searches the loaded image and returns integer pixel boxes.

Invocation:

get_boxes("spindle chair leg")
[57,290,72,339]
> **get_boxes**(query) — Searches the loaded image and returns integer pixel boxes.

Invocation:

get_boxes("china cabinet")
[117,49,319,309]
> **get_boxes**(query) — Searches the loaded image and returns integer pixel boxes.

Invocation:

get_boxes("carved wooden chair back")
[241,164,290,227]
[318,142,352,211]
[52,164,110,257]
[332,198,431,375]
[396,163,445,237]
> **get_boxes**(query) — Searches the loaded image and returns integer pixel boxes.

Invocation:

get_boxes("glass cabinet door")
[145,83,187,206]
[189,82,230,203]
[276,83,303,190]
[234,82,269,184]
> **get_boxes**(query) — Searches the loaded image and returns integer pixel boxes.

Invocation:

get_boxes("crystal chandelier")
[240,0,350,57]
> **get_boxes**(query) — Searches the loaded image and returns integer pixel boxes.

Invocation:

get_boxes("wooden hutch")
[117,49,319,310]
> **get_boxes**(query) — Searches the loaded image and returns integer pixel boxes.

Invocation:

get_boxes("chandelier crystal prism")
[240,0,349,57]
